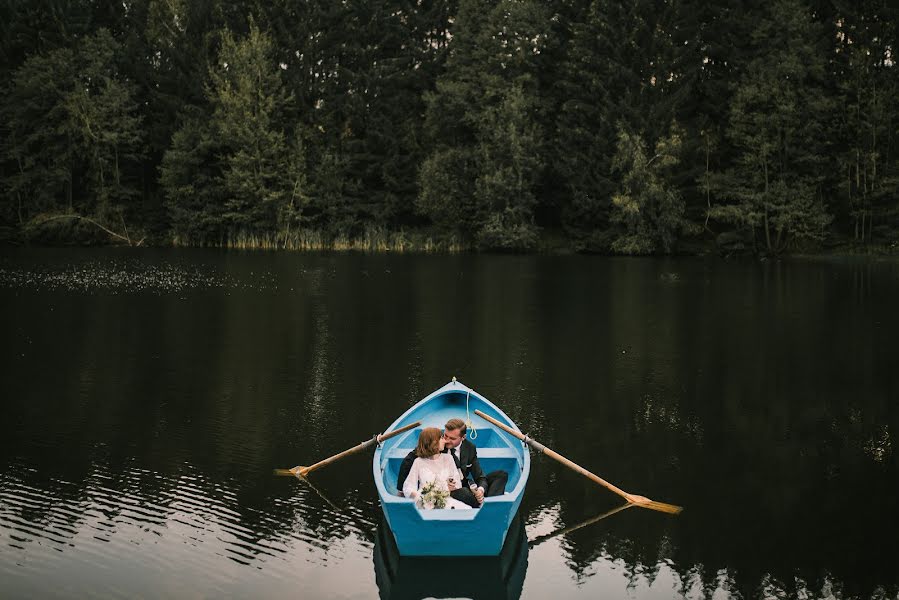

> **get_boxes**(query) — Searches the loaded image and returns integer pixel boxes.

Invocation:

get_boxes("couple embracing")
[398,418,508,510]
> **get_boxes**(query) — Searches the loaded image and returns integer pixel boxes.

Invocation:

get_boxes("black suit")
[396,439,507,508]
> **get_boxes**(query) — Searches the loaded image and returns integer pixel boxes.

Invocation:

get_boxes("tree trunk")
[704,135,711,231]
[67,169,73,212]
[67,135,74,211]
[763,158,772,253]
[15,155,26,225]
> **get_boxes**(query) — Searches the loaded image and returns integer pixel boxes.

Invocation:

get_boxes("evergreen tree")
[474,83,543,250]
[418,147,482,236]
[419,0,548,250]
[1,0,896,251]
[162,22,306,242]
[2,29,144,236]
[0,0,95,81]
[2,46,77,224]
[832,0,899,244]
[609,123,689,254]
[709,0,833,254]
[663,0,750,229]
[551,0,693,251]
[418,0,492,241]
[551,0,623,250]
[66,30,145,220]
[158,109,227,243]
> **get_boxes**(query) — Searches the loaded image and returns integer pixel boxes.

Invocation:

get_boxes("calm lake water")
[1,248,897,599]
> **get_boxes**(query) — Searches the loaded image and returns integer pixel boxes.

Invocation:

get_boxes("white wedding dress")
[401,453,472,510]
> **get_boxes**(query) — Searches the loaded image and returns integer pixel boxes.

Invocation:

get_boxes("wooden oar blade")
[273,466,309,477]
[633,499,683,515]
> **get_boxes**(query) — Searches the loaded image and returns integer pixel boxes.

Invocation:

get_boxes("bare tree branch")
[38,214,145,246]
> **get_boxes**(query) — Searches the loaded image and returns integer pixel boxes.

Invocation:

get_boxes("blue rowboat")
[373,379,531,556]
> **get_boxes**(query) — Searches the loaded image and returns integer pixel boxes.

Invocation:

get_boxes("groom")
[396,417,508,508]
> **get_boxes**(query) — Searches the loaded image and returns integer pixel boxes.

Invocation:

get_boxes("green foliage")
[306,150,359,237]
[1,0,898,252]
[66,31,145,217]
[419,0,547,250]
[551,0,619,249]
[417,147,482,235]
[610,124,690,254]
[2,45,77,222]
[473,83,543,250]
[159,111,227,242]
[551,0,696,251]
[161,22,306,243]
[476,210,540,251]
[832,1,899,244]
[1,29,144,235]
[210,23,296,233]
[709,0,834,254]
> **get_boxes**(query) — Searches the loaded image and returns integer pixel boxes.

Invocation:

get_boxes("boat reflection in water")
[373,511,528,600]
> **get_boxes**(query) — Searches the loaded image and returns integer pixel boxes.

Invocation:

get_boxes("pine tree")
[551,1,638,250]
[551,0,693,251]
[66,30,145,220]
[2,29,144,235]
[710,0,833,254]
[419,0,548,249]
[418,0,492,241]
[2,46,77,223]
[159,108,228,243]
[832,0,899,244]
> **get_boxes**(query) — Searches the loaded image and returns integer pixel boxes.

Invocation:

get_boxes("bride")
[401,427,472,510]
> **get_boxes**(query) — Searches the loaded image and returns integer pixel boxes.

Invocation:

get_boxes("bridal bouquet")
[418,481,449,509]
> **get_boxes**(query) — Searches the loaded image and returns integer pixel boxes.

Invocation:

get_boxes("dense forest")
[1,0,897,255]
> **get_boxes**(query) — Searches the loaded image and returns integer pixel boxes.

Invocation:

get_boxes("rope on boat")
[465,390,477,440]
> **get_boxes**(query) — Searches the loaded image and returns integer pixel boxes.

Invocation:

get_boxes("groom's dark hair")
[445,418,467,436]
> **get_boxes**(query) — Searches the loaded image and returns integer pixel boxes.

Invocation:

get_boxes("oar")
[474,410,683,515]
[275,421,421,478]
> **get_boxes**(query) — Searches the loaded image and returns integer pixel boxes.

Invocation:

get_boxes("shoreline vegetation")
[1,1,897,257]
[4,215,897,257]
[179,227,468,254]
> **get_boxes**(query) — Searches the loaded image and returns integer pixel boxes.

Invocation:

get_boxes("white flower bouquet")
[418,481,449,509]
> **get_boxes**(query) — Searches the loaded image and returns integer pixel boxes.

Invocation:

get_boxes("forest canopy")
[1,0,897,255]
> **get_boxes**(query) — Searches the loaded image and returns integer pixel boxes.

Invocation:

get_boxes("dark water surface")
[1,248,897,599]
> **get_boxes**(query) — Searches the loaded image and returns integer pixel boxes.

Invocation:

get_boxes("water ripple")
[0,460,370,590]
[0,260,280,294]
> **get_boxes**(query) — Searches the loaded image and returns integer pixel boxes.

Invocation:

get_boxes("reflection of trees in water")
[501,258,899,597]
[0,450,385,569]
[514,384,897,598]
[489,264,896,595]
[4,253,899,595]
[0,258,382,567]
[522,494,899,599]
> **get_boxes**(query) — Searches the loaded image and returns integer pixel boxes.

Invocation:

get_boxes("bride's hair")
[415,427,442,458]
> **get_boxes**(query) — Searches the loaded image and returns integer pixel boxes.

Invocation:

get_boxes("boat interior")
[382,427,525,496]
